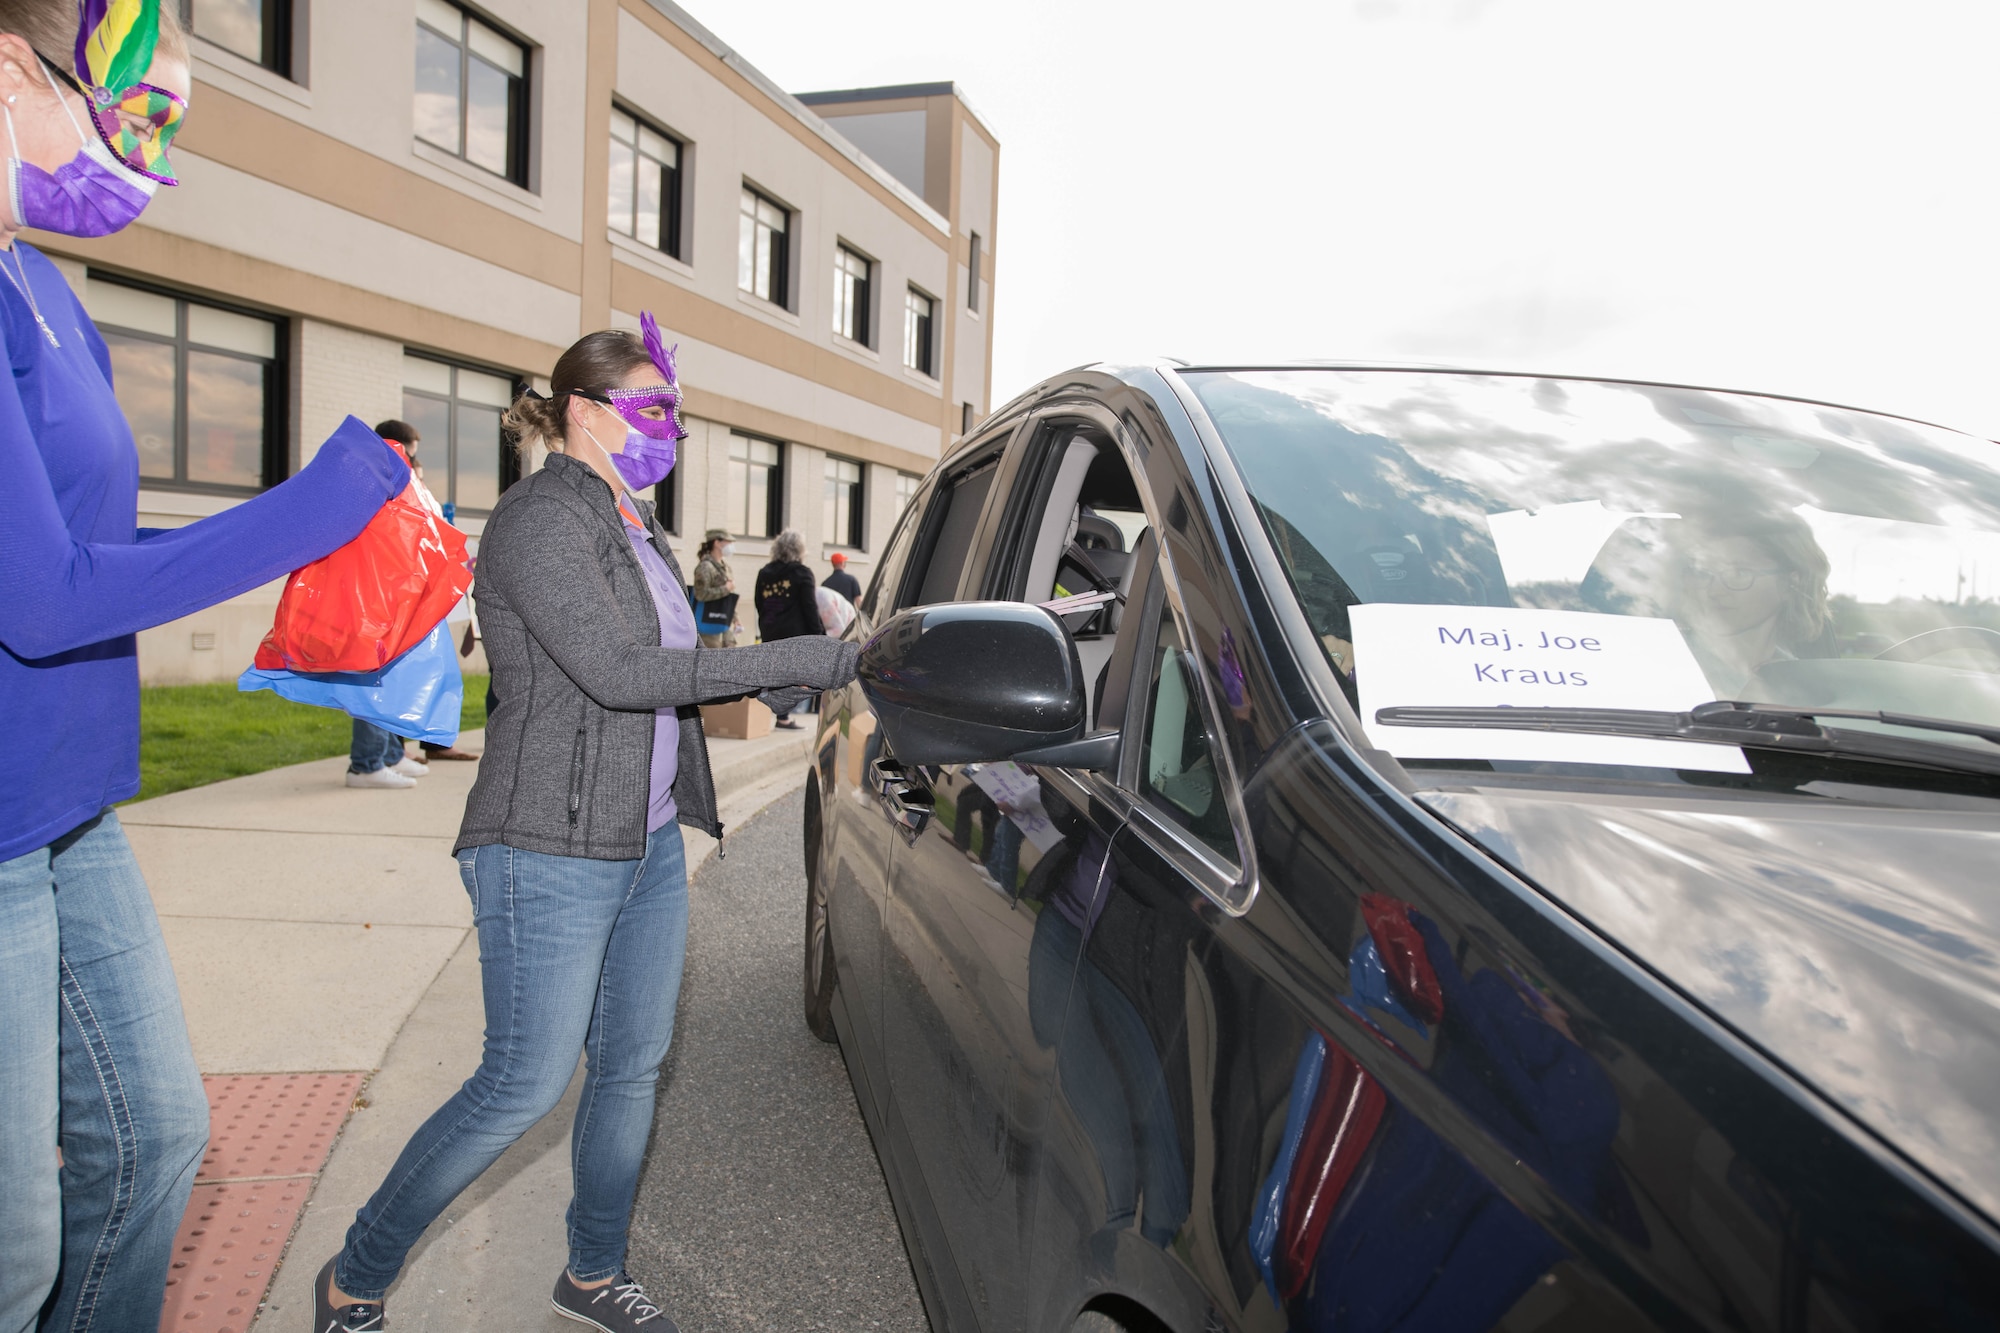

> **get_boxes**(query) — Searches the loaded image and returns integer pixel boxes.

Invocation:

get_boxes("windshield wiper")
[1373,700,2000,778]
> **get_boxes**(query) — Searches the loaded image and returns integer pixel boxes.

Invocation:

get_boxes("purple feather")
[639,310,678,385]
[75,0,111,79]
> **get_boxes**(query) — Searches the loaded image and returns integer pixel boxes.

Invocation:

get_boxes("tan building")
[29,0,998,682]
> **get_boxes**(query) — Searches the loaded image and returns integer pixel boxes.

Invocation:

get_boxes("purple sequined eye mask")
[577,384,686,441]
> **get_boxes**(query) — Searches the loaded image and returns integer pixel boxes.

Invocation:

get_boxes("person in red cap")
[823,550,861,603]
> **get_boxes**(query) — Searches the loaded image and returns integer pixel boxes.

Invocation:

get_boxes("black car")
[800,364,2000,1333]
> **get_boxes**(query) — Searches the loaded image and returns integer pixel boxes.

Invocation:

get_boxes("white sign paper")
[963,762,1066,853]
[1350,604,1749,772]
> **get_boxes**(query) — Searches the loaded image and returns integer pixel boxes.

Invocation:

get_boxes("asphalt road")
[626,788,932,1332]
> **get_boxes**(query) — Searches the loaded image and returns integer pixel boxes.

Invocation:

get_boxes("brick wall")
[296,321,406,466]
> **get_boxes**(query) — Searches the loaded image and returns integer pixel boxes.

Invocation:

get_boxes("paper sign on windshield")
[1350,605,1750,773]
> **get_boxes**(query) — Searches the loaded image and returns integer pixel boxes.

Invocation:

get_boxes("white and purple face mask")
[2,58,158,239]
[576,312,688,492]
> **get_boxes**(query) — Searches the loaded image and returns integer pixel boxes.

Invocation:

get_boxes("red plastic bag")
[254,447,473,673]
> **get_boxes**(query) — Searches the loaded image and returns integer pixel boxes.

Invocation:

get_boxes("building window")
[609,106,681,259]
[904,286,935,377]
[738,187,790,307]
[92,276,283,493]
[414,0,529,186]
[180,0,292,75]
[832,244,871,346]
[402,354,518,515]
[893,470,919,521]
[967,231,981,313]
[728,432,783,538]
[824,456,863,549]
[653,467,678,536]
[961,403,976,436]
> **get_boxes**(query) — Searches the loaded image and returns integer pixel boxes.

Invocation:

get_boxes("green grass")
[132,673,490,803]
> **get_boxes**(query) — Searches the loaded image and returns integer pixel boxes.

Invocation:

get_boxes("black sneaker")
[311,1256,385,1331]
[551,1270,679,1330]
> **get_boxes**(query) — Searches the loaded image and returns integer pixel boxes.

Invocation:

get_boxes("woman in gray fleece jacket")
[313,325,857,1333]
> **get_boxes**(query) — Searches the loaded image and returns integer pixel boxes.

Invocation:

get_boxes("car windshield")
[1185,369,2000,782]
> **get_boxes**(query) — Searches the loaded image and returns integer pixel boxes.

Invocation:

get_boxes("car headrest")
[1074,510,1124,553]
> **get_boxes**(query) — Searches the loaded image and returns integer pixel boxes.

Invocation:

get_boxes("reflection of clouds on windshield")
[1799,505,2000,603]
[1204,370,2000,537]
[1422,790,2000,1223]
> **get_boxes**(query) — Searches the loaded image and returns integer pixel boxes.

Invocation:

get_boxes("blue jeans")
[349,719,405,774]
[335,825,691,1297]
[0,811,209,1333]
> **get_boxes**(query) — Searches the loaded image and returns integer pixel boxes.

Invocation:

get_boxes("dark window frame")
[729,430,786,538]
[401,353,523,517]
[904,285,936,378]
[824,453,865,549]
[609,102,684,260]
[833,242,873,347]
[179,0,297,78]
[414,0,532,187]
[966,231,981,313]
[94,272,287,496]
[652,465,679,536]
[739,185,792,309]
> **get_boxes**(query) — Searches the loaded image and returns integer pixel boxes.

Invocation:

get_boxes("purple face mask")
[2,68,158,238]
[582,419,678,493]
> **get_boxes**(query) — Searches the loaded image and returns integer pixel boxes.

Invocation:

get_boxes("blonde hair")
[0,2,187,68]
[500,329,656,463]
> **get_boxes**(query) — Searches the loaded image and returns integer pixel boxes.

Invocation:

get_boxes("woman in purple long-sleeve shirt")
[0,7,405,1329]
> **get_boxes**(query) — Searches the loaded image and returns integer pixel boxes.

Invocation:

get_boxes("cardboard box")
[700,696,773,740]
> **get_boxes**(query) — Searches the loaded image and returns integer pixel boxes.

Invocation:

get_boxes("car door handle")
[869,758,934,835]
[868,756,909,797]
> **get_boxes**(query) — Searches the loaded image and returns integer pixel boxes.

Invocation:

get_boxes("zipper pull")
[715,823,727,861]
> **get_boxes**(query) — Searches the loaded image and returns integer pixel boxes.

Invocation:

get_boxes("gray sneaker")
[551,1271,678,1330]
[311,1256,384,1331]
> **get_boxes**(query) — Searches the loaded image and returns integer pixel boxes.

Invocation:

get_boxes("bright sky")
[724,0,2000,440]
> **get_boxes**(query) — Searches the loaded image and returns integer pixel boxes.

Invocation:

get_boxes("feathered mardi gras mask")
[59,0,185,186]
[574,312,688,442]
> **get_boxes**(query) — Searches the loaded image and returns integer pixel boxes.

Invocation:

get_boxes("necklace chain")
[0,247,59,348]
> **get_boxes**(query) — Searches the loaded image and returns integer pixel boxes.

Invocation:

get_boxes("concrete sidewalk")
[122,724,816,1330]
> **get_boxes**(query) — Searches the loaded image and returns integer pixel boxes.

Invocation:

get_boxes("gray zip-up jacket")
[456,452,859,859]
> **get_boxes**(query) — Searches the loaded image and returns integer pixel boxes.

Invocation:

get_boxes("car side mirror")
[858,601,1098,767]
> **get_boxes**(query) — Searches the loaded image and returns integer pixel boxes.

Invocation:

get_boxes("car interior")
[1008,428,1155,733]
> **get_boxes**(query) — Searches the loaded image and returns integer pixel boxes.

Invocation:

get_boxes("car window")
[862,482,927,619]
[902,453,1000,610]
[1138,606,1237,861]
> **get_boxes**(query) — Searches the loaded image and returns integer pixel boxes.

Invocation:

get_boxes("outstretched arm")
[0,414,407,660]
[483,494,857,712]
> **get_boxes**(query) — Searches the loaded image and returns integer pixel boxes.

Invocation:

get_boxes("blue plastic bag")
[239,618,463,744]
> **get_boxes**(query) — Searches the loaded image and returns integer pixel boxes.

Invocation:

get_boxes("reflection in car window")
[1140,609,1236,859]
[905,454,999,609]
[1187,370,2000,773]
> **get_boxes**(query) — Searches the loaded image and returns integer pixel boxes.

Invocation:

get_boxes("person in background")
[376,418,480,763]
[0,6,412,1329]
[816,583,856,637]
[822,549,861,603]
[755,529,824,729]
[691,527,738,648]
[312,318,857,1332]
[337,422,433,786]
[346,719,424,789]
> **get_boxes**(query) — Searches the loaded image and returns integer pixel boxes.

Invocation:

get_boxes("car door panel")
[878,416,1148,1331]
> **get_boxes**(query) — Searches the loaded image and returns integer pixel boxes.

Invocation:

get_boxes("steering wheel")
[1874,626,2000,668]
